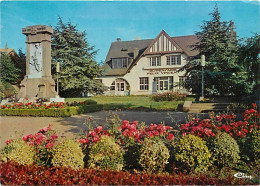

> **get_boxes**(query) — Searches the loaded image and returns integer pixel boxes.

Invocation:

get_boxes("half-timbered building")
[100,30,199,95]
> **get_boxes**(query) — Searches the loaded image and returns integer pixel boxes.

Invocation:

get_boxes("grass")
[66,96,195,111]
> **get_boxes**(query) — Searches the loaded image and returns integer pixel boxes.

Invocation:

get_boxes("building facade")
[100,30,199,95]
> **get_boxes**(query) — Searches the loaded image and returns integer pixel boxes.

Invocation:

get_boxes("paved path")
[0,111,208,148]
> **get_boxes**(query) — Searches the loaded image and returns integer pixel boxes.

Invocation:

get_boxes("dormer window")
[112,58,131,69]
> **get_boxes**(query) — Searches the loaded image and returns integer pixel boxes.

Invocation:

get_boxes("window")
[140,77,149,90]
[112,58,130,69]
[149,56,161,66]
[110,81,115,91]
[166,55,181,65]
[179,76,186,88]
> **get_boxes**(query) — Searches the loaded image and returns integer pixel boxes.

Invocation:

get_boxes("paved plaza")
[0,110,208,148]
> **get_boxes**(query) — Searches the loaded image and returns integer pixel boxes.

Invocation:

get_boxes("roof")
[0,48,16,56]
[102,32,199,76]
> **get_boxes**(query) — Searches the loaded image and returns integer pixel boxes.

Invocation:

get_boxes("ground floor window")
[140,77,149,90]
[110,79,130,92]
[154,76,174,91]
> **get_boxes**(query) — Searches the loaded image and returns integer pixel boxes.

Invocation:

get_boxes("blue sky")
[1,1,259,63]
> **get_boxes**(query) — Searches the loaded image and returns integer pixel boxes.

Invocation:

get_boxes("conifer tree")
[181,4,250,96]
[0,52,19,84]
[51,17,104,97]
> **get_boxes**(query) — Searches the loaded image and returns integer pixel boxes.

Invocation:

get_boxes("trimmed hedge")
[0,104,103,117]
[0,161,252,185]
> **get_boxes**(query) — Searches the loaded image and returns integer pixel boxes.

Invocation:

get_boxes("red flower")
[166,133,174,140]
[252,103,257,108]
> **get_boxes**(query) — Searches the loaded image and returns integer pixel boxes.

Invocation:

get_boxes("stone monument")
[18,25,58,99]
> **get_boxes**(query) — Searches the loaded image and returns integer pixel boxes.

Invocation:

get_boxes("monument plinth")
[18,25,57,99]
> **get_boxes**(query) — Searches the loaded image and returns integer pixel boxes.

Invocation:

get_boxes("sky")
[0,0,259,63]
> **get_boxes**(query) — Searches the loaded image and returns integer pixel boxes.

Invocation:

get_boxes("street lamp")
[199,55,205,101]
[56,62,60,96]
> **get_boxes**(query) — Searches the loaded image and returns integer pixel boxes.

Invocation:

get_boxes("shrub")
[239,130,260,163]
[52,138,84,170]
[1,140,35,165]
[22,124,58,167]
[139,137,170,173]
[0,104,103,117]
[175,134,212,173]
[152,91,186,102]
[88,136,124,171]
[208,132,240,169]
[0,161,252,185]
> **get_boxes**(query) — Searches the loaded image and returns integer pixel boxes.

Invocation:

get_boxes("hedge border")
[0,104,103,117]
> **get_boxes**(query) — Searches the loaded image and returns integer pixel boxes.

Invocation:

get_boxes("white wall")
[101,53,188,95]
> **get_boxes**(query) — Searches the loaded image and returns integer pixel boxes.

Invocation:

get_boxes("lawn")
[66,96,195,111]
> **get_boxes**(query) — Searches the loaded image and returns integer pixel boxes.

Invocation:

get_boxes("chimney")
[116,38,121,42]
[135,36,140,40]
[133,48,139,59]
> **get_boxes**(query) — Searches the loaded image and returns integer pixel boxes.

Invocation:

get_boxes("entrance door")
[156,76,173,92]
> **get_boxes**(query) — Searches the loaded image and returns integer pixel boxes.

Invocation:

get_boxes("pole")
[56,62,60,96]
[57,73,59,96]
[200,55,205,101]
[202,66,204,98]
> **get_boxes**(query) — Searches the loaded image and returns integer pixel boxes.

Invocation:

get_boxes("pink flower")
[89,130,96,137]
[167,133,174,140]
[45,143,54,149]
[94,126,103,133]
[38,126,50,133]
[79,138,88,144]
[5,139,12,145]
[50,133,58,140]
[22,134,34,141]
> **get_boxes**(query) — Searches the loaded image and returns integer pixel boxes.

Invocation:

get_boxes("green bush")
[0,80,17,100]
[139,137,170,173]
[88,136,124,171]
[52,139,84,170]
[0,104,103,117]
[124,143,142,171]
[175,134,212,173]
[208,132,240,169]
[1,140,35,165]
[239,130,260,163]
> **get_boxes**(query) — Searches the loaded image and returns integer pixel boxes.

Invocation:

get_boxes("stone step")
[188,102,244,113]
[188,108,245,113]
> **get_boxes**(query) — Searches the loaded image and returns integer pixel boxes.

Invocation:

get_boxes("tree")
[238,34,260,91]
[10,49,26,85]
[180,4,250,96]
[51,17,104,97]
[0,52,20,84]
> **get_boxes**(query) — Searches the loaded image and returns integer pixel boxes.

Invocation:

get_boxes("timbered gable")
[144,30,183,55]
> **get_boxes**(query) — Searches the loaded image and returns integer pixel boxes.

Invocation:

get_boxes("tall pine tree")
[181,4,250,96]
[51,17,104,97]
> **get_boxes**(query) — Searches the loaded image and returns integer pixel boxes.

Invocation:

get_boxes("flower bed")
[0,104,259,184]
[0,100,103,117]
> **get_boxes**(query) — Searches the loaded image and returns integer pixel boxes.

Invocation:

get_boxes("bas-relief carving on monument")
[29,43,43,78]
[18,25,58,99]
